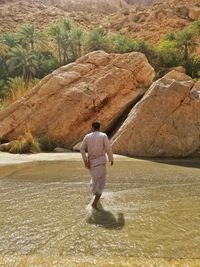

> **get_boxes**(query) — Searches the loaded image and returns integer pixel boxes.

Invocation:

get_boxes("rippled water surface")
[0,159,200,266]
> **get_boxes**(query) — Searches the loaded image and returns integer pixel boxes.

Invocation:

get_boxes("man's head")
[92,121,101,131]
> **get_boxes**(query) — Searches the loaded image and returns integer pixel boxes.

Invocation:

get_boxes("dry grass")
[3,77,39,107]
[0,127,41,154]
[0,127,57,154]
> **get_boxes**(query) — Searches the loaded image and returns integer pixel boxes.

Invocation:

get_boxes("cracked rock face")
[112,70,200,157]
[0,50,155,148]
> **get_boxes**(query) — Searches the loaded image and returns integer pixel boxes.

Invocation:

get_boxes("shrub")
[84,28,110,52]
[183,57,200,78]
[0,79,8,99]
[38,136,56,152]
[110,34,135,53]
[157,39,180,67]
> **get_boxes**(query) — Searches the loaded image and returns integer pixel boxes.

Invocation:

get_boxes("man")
[80,122,114,210]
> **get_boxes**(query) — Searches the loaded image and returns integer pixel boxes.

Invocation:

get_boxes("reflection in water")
[86,204,125,229]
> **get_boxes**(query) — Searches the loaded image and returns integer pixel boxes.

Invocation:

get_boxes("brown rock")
[0,51,155,149]
[170,66,186,73]
[125,0,153,5]
[132,14,140,22]
[112,70,200,157]
[188,7,200,20]
[175,6,188,19]
[122,8,130,16]
[0,141,15,152]
[138,14,146,23]
[53,147,72,153]
[73,142,82,152]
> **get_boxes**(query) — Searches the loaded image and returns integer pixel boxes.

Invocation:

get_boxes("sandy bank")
[0,152,133,179]
[0,152,134,166]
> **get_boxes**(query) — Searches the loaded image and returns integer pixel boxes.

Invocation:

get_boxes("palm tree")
[19,24,41,51]
[7,45,38,81]
[164,31,177,41]
[49,20,72,65]
[69,27,84,60]
[176,28,198,61]
[183,56,200,78]
[49,23,63,65]
[0,33,19,48]
[61,20,71,64]
[0,56,8,81]
[0,43,9,57]
[0,43,10,81]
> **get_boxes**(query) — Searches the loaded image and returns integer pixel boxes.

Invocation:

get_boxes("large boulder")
[112,70,200,157]
[0,51,155,149]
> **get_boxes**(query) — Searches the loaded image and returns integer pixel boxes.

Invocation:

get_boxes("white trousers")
[89,164,106,195]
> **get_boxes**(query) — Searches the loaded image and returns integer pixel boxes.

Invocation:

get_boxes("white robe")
[80,131,113,195]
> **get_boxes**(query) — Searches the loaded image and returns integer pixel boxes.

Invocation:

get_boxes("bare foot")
[91,203,100,211]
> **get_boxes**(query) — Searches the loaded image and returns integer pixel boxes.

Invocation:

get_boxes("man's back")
[80,131,113,165]
[84,132,107,159]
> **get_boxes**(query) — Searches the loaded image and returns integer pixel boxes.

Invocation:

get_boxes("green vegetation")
[156,25,200,78]
[85,28,110,52]
[0,17,200,110]
[37,136,56,152]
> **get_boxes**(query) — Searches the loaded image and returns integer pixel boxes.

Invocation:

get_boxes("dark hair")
[92,121,101,130]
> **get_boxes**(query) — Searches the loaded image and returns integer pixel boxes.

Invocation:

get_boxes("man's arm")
[104,134,114,166]
[80,136,90,169]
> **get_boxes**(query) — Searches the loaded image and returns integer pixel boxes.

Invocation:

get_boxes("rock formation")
[112,70,200,157]
[0,50,155,149]
[1,51,200,158]
[124,0,154,6]
[1,0,200,46]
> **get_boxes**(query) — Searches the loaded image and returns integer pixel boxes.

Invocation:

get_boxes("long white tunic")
[80,131,113,194]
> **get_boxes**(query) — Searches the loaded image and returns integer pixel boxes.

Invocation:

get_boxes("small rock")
[171,66,186,74]
[73,142,81,152]
[188,7,200,20]
[175,6,189,19]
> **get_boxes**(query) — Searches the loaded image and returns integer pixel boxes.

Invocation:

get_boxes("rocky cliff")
[1,0,200,44]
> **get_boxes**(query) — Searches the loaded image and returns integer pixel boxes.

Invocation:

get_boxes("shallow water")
[0,159,200,266]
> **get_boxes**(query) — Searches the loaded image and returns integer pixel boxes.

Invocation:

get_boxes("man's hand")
[84,160,90,169]
[110,161,114,166]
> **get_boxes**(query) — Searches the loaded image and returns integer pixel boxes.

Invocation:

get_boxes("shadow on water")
[124,156,200,169]
[147,158,200,169]
[86,205,125,230]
